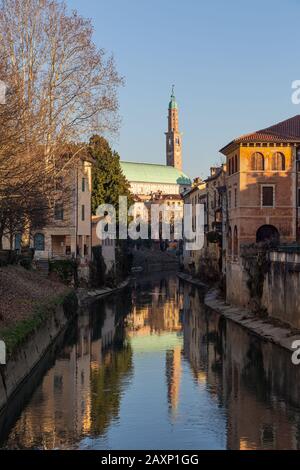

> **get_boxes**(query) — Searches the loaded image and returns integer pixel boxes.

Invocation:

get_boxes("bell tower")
[165,86,182,170]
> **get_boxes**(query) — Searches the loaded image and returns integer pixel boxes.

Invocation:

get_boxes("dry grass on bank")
[0,265,69,330]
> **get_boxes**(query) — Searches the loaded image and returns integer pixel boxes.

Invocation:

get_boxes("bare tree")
[0,0,123,248]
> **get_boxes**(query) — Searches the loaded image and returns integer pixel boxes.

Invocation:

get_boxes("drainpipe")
[90,164,93,262]
[296,145,299,244]
[76,165,78,257]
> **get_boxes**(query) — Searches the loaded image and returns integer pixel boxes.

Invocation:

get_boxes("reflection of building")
[128,275,184,417]
[223,321,300,450]
[127,277,182,336]
[182,280,300,450]
[183,283,222,397]
[4,301,132,449]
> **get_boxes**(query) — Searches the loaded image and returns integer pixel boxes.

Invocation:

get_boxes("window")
[82,177,86,192]
[234,188,237,207]
[54,203,64,220]
[298,188,300,207]
[228,190,231,209]
[272,152,285,171]
[81,204,85,221]
[34,233,45,251]
[262,185,274,207]
[251,152,264,171]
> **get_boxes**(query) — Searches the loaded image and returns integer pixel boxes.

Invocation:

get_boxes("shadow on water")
[1,274,300,449]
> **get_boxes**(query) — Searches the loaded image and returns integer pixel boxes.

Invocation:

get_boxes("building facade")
[220,115,300,305]
[4,153,93,277]
[120,90,191,202]
[120,161,191,201]
[182,165,226,280]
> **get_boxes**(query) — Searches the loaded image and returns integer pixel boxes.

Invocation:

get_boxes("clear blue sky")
[68,0,300,179]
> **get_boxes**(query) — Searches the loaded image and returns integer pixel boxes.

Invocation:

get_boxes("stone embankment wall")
[132,248,179,273]
[0,297,77,412]
[226,259,250,307]
[262,251,300,329]
[226,251,300,329]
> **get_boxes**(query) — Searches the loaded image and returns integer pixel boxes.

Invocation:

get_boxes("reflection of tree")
[90,343,133,436]
[241,337,270,402]
[89,289,132,343]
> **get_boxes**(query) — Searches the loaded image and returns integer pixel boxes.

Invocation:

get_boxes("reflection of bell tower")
[166,346,182,415]
[165,86,182,171]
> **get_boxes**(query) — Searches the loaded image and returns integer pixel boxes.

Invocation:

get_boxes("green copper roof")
[169,85,178,109]
[120,161,191,186]
[169,93,178,110]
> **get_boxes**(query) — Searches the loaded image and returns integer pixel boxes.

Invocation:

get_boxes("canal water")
[1,273,300,450]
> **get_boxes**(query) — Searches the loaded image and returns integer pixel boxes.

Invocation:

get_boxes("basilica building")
[120,88,191,202]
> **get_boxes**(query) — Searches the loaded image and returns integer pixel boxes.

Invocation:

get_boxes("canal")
[1,273,300,450]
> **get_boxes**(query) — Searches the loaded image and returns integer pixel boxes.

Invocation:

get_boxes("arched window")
[250,152,264,171]
[228,227,232,256]
[272,152,285,171]
[233,226,238,257]
[34,233,45,251]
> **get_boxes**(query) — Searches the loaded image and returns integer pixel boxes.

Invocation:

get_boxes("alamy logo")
[291,340,300,365]
[95,197,205,251]
[0,341,6,365]
[0,80,7,104]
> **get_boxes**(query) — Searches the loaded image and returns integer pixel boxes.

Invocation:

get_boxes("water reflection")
[2,274,300,449]
[182,282,300,450]
[2,293,133,450]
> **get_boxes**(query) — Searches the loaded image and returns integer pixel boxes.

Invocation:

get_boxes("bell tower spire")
[165,86,182,170]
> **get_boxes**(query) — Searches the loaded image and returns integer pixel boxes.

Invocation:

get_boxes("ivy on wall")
[241,244,271,315]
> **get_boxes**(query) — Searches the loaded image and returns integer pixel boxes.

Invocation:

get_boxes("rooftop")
[220,115,300,154]
[120,161,191,186]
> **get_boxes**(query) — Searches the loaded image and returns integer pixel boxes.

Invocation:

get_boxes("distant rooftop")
[220,115,300,154]
[120,161,191,186]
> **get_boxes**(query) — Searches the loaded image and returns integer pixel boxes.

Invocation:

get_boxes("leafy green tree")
[89,135,133,215]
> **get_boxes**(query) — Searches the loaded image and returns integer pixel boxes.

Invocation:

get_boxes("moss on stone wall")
[0,290,78,356]
[242,245,270,315]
